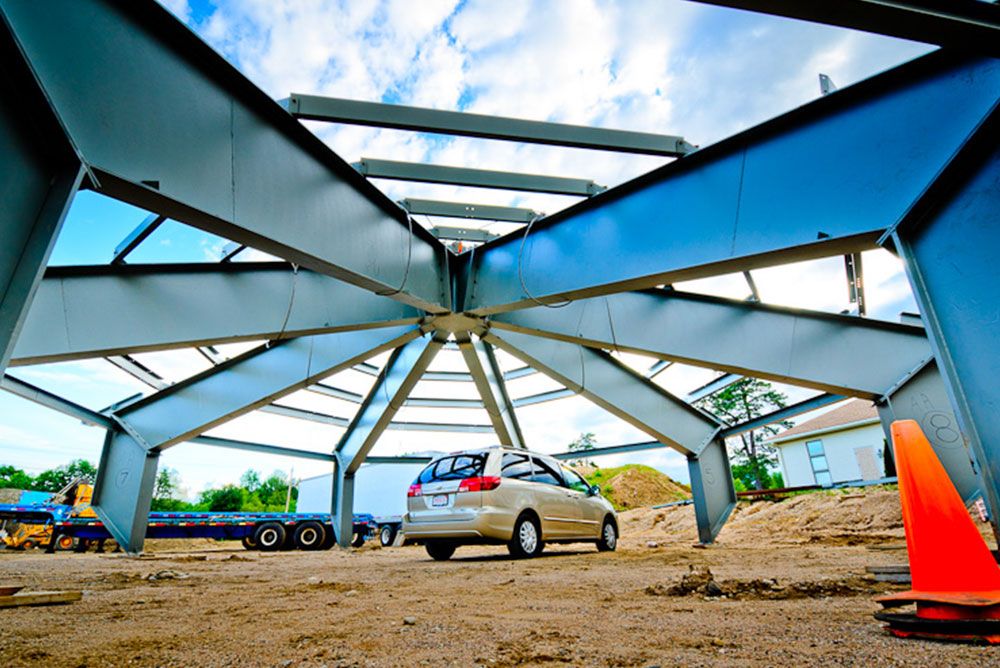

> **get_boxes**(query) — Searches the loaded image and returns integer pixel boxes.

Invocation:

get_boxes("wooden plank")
[0,590,82,608]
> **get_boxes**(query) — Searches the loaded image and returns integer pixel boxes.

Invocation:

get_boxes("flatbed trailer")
[0,503,374,552]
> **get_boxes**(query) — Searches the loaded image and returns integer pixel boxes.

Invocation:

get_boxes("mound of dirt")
[644,565,889,600]
[585,465,690,510]
[619,488,996,548]
[0,488,23,504]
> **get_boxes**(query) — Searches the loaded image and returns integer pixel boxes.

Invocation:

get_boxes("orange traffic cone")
[875,420,1000,643]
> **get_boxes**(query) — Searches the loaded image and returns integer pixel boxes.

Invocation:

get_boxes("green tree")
[0,465,34,490]
[696,378,791,490]
[31,459,97,492]
[198,485,245,512]
[567,432,598,467]
[150,467,192,511]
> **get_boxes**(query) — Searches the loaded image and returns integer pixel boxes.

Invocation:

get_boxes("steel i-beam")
[687,1,1000,58]
[92,326,421,552]
[0,12,84,374]
[11,264,423,366]
[491,290,934,398]
[458,336,526,448]
[485,329,735,541]
[286,95,693,156]
[891,113,1000,537]
[0,0,450,312]
[332,334,446,546]
[461,53,1000,314]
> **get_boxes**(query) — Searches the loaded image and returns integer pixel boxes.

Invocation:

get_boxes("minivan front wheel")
[597,517,618,552]
[508,514,544,559]
[425,540,456,561]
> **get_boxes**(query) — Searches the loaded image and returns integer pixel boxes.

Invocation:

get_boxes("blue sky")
[2,0,930,498]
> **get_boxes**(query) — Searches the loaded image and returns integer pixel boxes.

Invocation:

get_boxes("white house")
[767,399,888,488]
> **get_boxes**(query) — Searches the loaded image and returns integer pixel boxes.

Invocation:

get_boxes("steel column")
[331,457,356,550]
[485,329,721,456]
[892,122,1000,535]
[333,334,445,546]
[458,336,526,448]
[12,264,422,365]
[0,11,84,373]
[688,438,738,544]
[491,290,933,398]
[0,0,449,312]
[877,361,981,506]
[91,430,160,554]
[463,53,1000,314]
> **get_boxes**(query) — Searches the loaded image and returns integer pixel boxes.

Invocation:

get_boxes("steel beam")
[718,393,845,438]
[92,430,160,554]
[686,373,742,403]
[1,374,115,429]
[355,158,605,196]
[688,438,737,543]
[189,435,335,463]
[0,0,449,312]
[430,226,499,244]
[892,116,1000,535]
[0,11,84,374]
[287,95,693,157]
[513,388,575,407]
[114,326,421,452]
[688,1,1000,57]
[877,361,981,506]
[491,290,933,398]
[11,263,422,365]
[187,435,433,465]
[462,53,1000,314]
[88,326,418,552]
[551,440,663,460]
[458,337,526,448]
[111,214,165,264]
[485,329,721,456]
[333,335,445,546]
[401,198,539,224]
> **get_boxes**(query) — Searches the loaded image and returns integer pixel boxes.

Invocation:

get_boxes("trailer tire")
[55,534,77,551]
[350,532,365,548]
[320,529,337,550]
[379,525,396,547]
[241,535,258,550]
[294,522,327,551]
[254,522,286,551]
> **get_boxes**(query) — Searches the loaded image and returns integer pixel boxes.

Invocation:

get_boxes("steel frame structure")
[1,0,998,552]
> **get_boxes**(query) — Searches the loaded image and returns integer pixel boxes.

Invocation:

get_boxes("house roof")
[767,398,879,443]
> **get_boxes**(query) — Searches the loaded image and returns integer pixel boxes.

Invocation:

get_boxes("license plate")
[431,494,449,507]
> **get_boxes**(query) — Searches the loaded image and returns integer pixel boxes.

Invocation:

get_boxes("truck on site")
[298,456,438,546]
[0,480,376,552]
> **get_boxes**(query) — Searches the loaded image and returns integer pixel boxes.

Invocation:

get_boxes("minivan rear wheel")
[597,517,617,552]
[425,540,456,561]
[508,514,544,559]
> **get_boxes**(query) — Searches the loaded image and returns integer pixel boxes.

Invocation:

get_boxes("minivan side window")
[531,457,564,486]
[560,465,590,493]
[501,452,533,479]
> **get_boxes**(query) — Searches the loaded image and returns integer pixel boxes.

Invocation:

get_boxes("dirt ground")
[1,491,997,667]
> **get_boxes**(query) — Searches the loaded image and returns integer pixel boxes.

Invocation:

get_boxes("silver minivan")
[402,446,618,560]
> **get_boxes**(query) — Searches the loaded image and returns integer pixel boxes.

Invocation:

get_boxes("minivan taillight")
[407,483,422,497]
[458,476,501,493]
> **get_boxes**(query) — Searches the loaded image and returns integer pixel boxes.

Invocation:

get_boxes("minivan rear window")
[417,454,487,483]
